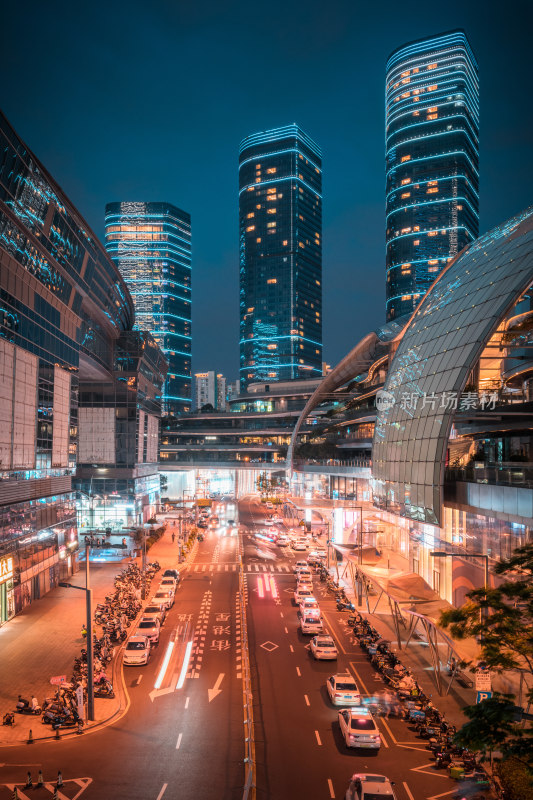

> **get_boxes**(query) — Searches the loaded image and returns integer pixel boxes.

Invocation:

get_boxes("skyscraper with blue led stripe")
[239,124,322,391]
[105,201,192,415]
[385,30,479,321]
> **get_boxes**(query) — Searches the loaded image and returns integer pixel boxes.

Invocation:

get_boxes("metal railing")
[239,554,256,799]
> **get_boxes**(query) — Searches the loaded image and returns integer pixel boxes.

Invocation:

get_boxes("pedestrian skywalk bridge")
[190,563,291,574]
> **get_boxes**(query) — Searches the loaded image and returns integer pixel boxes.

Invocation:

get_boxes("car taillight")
[334,693,342,698]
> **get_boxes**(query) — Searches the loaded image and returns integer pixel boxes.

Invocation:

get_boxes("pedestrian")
[25,771,32,788]
[96,537,101,548]
[37,770,44,787]
[171,531,175,543]
[56,771,63,787]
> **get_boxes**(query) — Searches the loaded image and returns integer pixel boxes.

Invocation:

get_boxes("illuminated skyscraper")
[105,202,192,414]
[239,124,322,391]
[385,30,479,321]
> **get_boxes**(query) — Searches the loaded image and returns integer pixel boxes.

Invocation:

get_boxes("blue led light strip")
[385,175,479,202]
[386,195,478,220]
[387,224,475,245]
[239,175,322,198]
[239,147,321,173]
[240,334,322,346]
[386,150,479,179]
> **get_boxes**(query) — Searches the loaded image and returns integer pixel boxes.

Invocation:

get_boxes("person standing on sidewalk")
[171,531,175,543]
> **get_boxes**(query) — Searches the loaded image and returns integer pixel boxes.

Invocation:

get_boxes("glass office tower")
[239,124,322,391]
[385,30,479,321]
[105,202,192,415]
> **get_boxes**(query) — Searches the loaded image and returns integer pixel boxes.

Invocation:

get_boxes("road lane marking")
[327,778,335,798]
[136,675,143,685]
[185,697,190,709]
[290,645,294,653]
[315,730,322,746]
[296,667,301,676]
[378,716,399,746]
[304,694,310,706]
[403,783,415,800]
[379,729,389,748]
[284,626,288,633]
[321,610,347,654]
[280,612,284,618]
[348,660,371,696]
[156,784,168,800]
[176,733,183,749]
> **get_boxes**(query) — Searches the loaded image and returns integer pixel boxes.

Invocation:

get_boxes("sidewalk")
[0,521,199,746]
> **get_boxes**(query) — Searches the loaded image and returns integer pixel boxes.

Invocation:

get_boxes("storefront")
[0,553,15,626]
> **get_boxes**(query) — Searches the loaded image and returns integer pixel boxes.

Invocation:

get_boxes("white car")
[143,604,166,625]
[327,674,361,706]
[310,635,338,660]
[272,516,283,524]
[160,578,177,593]
[294,586,315,604]
[338,708,381,749]
[277,535,290,546]
[136,617,160,644]
[293,560,309,574]
[300,598,320,616]
[151,590,174,610]
[345,774,397,800]
[263,519,274,526]
[292,540,307,551]
[300,615,324,635]
[297,569,313,584]
[123,635,150,666]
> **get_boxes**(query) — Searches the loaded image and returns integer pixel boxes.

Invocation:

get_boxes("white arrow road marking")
[149,686,175,702]
[208,672,225,702]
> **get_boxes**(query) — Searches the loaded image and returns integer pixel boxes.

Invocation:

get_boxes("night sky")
[2,0,532,381]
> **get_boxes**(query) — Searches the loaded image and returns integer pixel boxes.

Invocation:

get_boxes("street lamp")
[430,550,489,625]
[59,543,94,721]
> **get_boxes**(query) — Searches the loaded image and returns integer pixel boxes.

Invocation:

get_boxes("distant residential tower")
[105,202,192,414]
[385,30,479,321]
[239,124,323,391]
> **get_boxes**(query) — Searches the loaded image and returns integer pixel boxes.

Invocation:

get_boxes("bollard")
[27,728,33,744]
[54,726,60,740]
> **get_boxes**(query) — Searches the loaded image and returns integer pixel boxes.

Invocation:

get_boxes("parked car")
[163,569,180,581]
[143,604,166,625]
[135,617,161,645]
[294,586,315,605]
[123,635,151,666]
[151,590,174,610]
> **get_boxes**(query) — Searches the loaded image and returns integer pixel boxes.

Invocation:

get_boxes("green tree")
[440,543,533,768]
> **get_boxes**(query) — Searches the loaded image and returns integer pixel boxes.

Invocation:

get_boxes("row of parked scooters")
[3,561,161,730]
[342,603,490,787]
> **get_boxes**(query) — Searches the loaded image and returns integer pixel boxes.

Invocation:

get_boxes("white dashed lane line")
[304,694,310,706]
[296,666,301,676]
[315,730,322,746]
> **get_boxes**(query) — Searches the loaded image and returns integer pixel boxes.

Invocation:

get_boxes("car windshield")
[317,639,334,647]
[139,622,154,629]
[145,607,160,614]
[298,591,312,597]
[349,718,375,731]
[154,593,168,598]
[126,642,146,650]
[305,618,321,625]
[336,682,356,690]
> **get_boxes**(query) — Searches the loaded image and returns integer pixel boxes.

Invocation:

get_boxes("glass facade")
[0,112,135,624]
[385,30,479,321]
[105,201,192,415]
[373,207,533,525]
[239,124,322,390]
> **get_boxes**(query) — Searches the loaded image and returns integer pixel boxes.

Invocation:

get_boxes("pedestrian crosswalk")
[190,563,292,574]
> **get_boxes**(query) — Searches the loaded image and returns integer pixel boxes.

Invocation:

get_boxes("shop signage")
[50,675,67,685]
[0,555,14,583]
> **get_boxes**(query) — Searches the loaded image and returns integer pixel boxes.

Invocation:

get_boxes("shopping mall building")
[0,112,166,625]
